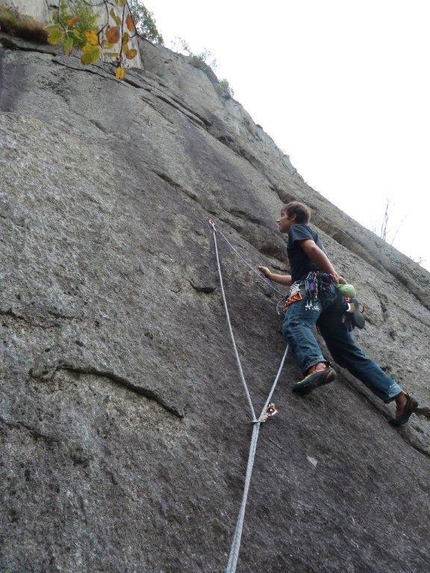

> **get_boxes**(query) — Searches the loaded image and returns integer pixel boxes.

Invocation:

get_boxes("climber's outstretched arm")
[258,266,292,286]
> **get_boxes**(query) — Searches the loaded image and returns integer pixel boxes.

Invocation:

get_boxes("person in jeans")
[258,201,418,426]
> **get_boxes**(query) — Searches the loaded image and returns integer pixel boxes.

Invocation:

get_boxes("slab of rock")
[1,36,429,573]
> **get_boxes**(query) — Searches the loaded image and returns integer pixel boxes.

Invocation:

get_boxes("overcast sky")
[143,0,430,271]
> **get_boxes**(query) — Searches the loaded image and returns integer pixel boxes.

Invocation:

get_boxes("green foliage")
[179,43,217,72]
[49,0,98,50]
[127,0,163,43]
[0,3,48,43]
[216,79,234,99]
[80,43,100,65]
[189,54,210,71]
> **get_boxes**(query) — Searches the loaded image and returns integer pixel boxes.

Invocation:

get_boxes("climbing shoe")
[292,366,337,396]
[389,394,418,427]
[346,298,366,329]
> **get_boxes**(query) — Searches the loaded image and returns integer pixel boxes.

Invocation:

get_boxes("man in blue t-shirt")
[258,201,418,427]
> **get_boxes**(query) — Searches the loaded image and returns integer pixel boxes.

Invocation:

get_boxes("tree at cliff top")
[128,0,163,43]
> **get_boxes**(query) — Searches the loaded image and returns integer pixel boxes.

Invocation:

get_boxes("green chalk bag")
[336,283,356,298]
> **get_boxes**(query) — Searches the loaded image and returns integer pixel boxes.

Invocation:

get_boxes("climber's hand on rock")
[258,266,272,279]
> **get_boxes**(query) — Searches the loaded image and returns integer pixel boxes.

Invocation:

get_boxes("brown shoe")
[389,394,418,427]
[292,366,337,395]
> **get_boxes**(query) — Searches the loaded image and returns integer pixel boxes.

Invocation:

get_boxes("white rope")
[213,223,286,298]
[225,422,260,573]
[225,344,288,573]
[212,220,257,421]
[261,343,289,416]
[210,219,289,573]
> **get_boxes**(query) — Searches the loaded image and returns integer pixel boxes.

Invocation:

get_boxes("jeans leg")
[282,298,325,375]
[317,311,403,403]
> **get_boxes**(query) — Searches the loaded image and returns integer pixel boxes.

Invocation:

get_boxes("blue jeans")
[282,286,403,403]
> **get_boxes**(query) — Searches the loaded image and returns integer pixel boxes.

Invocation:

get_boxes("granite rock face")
[1,35,430,573]
[4,0,52,24]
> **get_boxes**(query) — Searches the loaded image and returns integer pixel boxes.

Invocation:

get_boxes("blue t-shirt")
[287,224,325,282]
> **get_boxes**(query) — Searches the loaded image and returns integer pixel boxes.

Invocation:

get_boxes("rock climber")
[258,201,418,427]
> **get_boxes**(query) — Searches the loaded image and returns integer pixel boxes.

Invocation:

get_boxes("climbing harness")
[209,219,289,573]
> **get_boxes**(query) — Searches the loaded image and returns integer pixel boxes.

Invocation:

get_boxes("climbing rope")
[224,353,288,573]
[209,219,289,573]
[211,219,257,420]
[211,222,286,298]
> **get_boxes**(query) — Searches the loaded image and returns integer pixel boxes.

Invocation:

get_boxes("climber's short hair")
[284,201,312,224]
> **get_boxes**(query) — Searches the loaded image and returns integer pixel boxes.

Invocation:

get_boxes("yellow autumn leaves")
[85,30,98,45]
[115,67,125,80]
[126,14,135,34]
[47,0,138,78]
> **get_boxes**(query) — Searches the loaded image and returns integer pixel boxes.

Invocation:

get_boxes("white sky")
[143,0,430,271]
